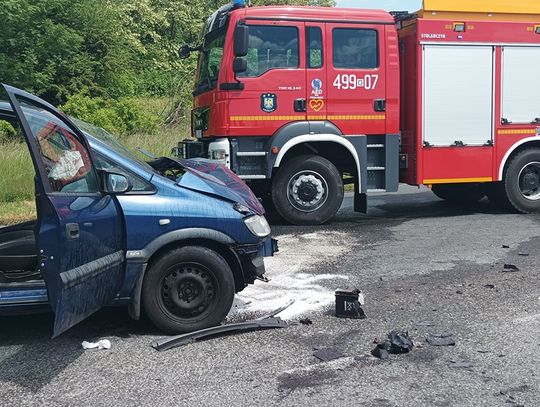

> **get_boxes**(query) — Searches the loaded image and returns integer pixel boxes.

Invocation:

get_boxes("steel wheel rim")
[518,162,540,201]
[286,170,329,212]
[160,262,217,319]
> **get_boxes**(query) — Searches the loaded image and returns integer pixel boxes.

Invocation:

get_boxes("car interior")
[0,220,40,283]
[0,115,40,285]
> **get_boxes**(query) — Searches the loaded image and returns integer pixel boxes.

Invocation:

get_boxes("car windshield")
[194,27,226,95]
[72,118,156,173]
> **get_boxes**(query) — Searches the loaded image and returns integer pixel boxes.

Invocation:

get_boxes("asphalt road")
[2,185,540,407]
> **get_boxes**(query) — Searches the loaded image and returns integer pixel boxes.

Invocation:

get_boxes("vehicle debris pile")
[371,331,414,360]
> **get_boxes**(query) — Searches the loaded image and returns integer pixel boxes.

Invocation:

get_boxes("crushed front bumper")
[233,237,278,286]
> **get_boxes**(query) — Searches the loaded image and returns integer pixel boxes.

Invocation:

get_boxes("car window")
[19,101,99,194]
[239,25,299,77]
[95,153,155,193]
[332,28,379,69]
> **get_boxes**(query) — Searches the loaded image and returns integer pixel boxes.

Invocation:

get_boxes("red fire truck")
[180,0,540,225]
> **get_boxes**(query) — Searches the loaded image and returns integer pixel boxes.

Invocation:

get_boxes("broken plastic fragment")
[81,339,111,350]
[371,346,389,360]
[503,264,519,272]
[299,318,313,325]
[372,331,414,358]
[313,347,345,362]
[426,333,455,346]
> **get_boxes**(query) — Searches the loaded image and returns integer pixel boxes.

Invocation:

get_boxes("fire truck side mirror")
[233,57,247,74]
[234,25,249,57]
[179,44,191,59]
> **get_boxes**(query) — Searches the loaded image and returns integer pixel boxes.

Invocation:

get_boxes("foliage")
[0,120,18,143]
[60,91,159,136]
[0,0,334,116]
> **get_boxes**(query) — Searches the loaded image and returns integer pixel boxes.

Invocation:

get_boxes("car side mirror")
[102,171,132,194]
[179,44,191,59]
[233,57,248,74]
[234,25,249,57]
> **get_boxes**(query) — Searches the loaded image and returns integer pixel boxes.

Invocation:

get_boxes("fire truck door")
[421,45,494,184]
[305,24,327,119]
[325,23,387,135]
[229,21,306,137]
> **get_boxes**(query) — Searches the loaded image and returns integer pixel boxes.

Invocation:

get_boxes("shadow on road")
[266,190,514,228]
[0,308,158,392]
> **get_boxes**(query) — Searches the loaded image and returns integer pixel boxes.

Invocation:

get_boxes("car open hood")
[173,158,265,215]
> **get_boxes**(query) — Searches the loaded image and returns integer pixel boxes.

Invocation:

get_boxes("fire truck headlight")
[244,215,271,237]
[535,26,540,35]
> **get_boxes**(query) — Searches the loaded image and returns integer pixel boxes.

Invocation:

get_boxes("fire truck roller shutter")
[422,45,494,147]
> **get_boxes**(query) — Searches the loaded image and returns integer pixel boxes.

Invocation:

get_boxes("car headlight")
[244,215,271,237]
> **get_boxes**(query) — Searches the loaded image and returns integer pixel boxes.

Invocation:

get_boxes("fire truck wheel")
[272,155,343,225]
[431,183,485,204]
[504,148,540,213]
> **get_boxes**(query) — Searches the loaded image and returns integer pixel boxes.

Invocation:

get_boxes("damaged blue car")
[0,85,277,337]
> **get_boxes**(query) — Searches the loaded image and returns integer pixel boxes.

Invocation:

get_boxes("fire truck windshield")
[194,28,226,95]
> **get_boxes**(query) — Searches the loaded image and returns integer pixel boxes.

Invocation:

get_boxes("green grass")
[0,141,35,203]
[0,97,191,225]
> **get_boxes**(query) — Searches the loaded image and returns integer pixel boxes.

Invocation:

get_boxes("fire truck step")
[367,167,386,171]
[239,175,267,180]
[367,189,386,192]
[367,144,384,148]
[236,152,267,157]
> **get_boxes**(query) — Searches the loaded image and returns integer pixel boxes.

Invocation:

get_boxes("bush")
[0,120,17,143]
[60,90,159,137]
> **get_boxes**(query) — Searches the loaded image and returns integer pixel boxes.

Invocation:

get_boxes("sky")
[335,0,422,12]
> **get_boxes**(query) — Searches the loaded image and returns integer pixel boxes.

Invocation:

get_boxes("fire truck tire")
[272,155,343,225]
[504,148,540,213]
[431,184,485,204]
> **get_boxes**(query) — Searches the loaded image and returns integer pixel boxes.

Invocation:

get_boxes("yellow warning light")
[453,22,466,32]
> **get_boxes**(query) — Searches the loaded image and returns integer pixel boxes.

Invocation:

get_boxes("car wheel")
[142,246,235,334]
[504,148,540,213]
[431,183,485,204]
[272,155,343,225]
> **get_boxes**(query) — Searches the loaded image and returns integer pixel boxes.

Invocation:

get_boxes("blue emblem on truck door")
[261,93,277,113]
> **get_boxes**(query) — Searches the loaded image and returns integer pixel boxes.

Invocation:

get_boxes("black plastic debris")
[371,346,389,360]
[313,347,345,362]
[335,288,366,319]
[152,300,294,351]
[372,331,414,359]
[387,331,414,353]
[518,252,529,257]
[426,333,456,346]
[484,284,496,289]
[299,318,313,325]
[502,244,510,249]
[503,264,520,272]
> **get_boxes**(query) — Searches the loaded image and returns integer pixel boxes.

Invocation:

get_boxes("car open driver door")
[3,84,126,337]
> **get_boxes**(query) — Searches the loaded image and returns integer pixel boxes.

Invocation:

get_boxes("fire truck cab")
[181,0,540,225]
